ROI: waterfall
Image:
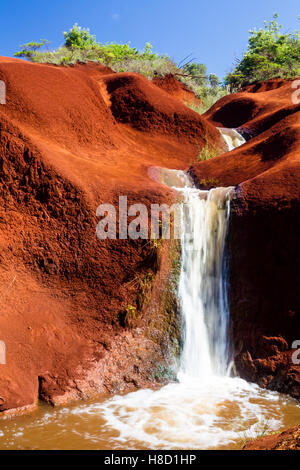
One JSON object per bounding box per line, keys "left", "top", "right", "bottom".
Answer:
{"left": 218, "top": 128, "right": 246, "bottom": 151}
{"left": 3, "top": 128, "right": 300, "bottom": 451}
{"left": 90, "top": 128, "right": 299, "bottom": 450}
{"left": 177, "top": 186, "right": 233, "bottom": 379}
{"left": 150, "top": 128, "right": 245, "bottom": 380}
{"left": 176, "top": 127, "right": 245, "bottom": 379}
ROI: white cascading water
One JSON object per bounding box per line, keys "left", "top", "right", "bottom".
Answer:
{"left": 218, "top": 127, "right": 246, "bottom": 151}
{"left": 13, "top": 128, "right": 296, "bottom": 450}
{"left": 176, "top": 126, "right": 246, "bottom": 378}
{"left": 178, "top": 186, "right": 233, "bottom": 380}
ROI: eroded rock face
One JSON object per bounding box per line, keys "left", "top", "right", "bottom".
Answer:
{"left": 152, "top": 73, "right": 202, "bottom": 107}
{"left": 1, "top": 57, "right": 299, "bottom": 413}
{"left": 190, "top": 78, "right": 300, "bottom": 397}
{"left": 229, "top": 193, "right": 300, "bottom": 397}
{"left": 103, "top": 72, "right": 219, "bottom": 143}
{"left": 0, "top": 59, "right": 213, "bottom": 414}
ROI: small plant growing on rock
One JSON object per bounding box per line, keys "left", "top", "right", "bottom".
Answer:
{"left": 136, "top": 271, "right": 154, "bottom": 310}
{"left": 197, "top": 138, "right": 221, "bottom": 162}
{"left": 150, "top": 239, "right": 161, "bottom": 250}
{"left": 151, "top": 363, "right": 176, "bottom": 382}
{"left": 139, "top": 271, "right": 154, "bottom": 291}
{"left": 199, "top": 178, "right": 221, "bottom": 189}
{"left": 125, "top": 304, "right": 137, "bottom": 327}
{"left": 238, "top": 419, "right": 274, "bottom": 449}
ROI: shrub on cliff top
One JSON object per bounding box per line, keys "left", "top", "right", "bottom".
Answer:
{"left": 14, "top": 39, "right": 50, "bottom": 59}
{"left": 225, "top": 14, "right": 300, "bottom": 90}
{"left": 14, "top": 24, "right": 225, "bottom": 110}
{"left": 63, "top": 24, "right": 97, "bottom": 49}
{"left": 14, "top": 24, "right": 166, "bottom": 69}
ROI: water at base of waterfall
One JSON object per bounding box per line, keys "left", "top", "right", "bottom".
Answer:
{"left": 1, "top": 129, "right": 300, "bottom": 450}
{"left": 82, "top": 177, "right": 299, "bottom": 450}
{"left": 1, "top": 377, "right": 300, "bottom": 450}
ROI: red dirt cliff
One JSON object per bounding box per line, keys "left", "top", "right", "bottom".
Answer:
{"left": 0, "top": 57, "right": 299, "bottom": 415}
{"left": 0, "top": 58, "right": 221, "bottom": 414}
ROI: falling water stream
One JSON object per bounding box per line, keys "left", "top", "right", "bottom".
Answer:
{"left": 218, "top": 127, "right": 246, "bottom": 150}
{"left": 0, "top": 128, "right": 300, "bottom": 450}
{"left": 178, "top": 185, "right": 233, "bottom": 379}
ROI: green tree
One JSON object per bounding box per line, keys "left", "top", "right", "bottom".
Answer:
{"left": 14, "top": 39, "right": 50, "bottom": 59}
{"left": 225, "top": 14, "right": 300, "bottom": 89}
{"left": 183, "top": 62, "right": 207, "bottom": 86}
{"left": 208, "top": 73, "right": 220, "bottom": 88}
{"left": 63, "top": 24, "right": 97, "bottom": 49}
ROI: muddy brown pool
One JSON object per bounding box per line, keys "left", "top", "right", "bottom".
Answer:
{"left": 0, "top": 376, "right": 300, "bottom": 450}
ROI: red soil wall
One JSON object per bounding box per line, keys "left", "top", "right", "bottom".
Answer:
{"left": 0, "top": 58, "right": 220, "bottom": 413}
{"left": 1, "top": 57, "right": 299, "bottom": 413}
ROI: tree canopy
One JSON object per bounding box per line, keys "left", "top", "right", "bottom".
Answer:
{"left": 225, "top": 14, "right": 300, "bottom": 89}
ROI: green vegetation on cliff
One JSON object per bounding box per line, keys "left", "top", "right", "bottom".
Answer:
{"left": 13, "top": 15, "right": 300, "bottom": 99}
{"left": 14, "top": 24, "right": 225, "bottom": 110}
{"left": 225, "top": 14, "right": 300, "bottom": 89}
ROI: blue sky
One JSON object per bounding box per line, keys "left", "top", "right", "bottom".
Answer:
{"left": 0, "top": 0, "right": 299, "bottom": 79}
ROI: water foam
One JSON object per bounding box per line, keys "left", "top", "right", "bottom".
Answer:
{"left": 218, "top": 128, "right": 246, "bottom": 151}
{"left": 88, "top": 376, "right": 293, "bottom": 449}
